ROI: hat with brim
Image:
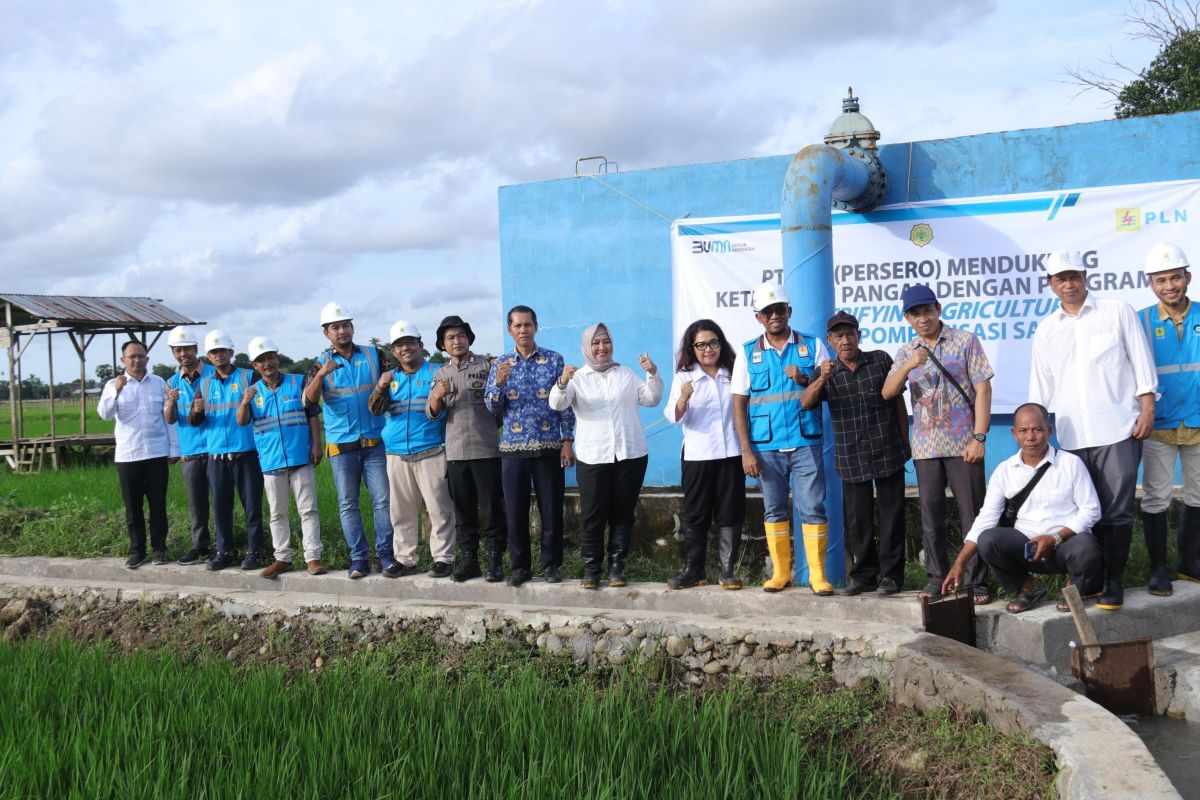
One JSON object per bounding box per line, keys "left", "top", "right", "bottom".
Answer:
{"left": 901, "top": 284, "right": 938, "bottom": 312}
{"left": 435, "top": 315, "right": 476, "bottom": 351}
{"left": 826, "top": 310, "right": 860, "bottom": 332}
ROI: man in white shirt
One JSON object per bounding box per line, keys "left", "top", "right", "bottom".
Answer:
{"left": 97, "top": 340, "right": 180, "bottom": 568}
{"left": 943, "top": 403, "right": 1101, "bottom": 613}
{"left": 1029, "top": 249, "right": 1156, "bottom": 611}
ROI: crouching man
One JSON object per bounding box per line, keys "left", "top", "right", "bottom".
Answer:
{"left": 943, "top": 403, "right": 1102, "bottom": 614}
{"left": 237, "top": 337, "right": 325, "bottom": 578}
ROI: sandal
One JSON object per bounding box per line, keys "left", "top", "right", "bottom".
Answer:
{"left": 918, "top": 582, "right": 941, "bottom": 600}
{"left": 972, "top": 586, "right": 994, "bottom": 606}
{"left": 1005, "top": 586, "right": 1047, "bottom": 614}
{"left": 1055, "top": 596, "right": 1070, "bottom": 613}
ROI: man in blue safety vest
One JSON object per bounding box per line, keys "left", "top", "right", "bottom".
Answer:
{"left": 237, "top": 336, "right": 325, "bottom": 579}
{"left": 1139, "top": 242, "right": 1199, "bottom": 595}
{"left": 368, "top": 321, "right": 457, "bottom": 578}
{"left": 163, "top": 325, "right": 214, "bottom": 566}
{"left": 303, "top": 302, "right": 395, "bottom": 580}
{"left": 191, "top": 330, "right": 265, "bottom": 571}
{"left": 732, "top": 280, "right": 834, "bottom": 595}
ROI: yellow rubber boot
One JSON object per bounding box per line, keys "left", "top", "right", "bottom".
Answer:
{"left": 802, "top": 523, "right": 834, "bottom": 596}
{"left": 762, "top": 520, "right": 792, "bottom": 593}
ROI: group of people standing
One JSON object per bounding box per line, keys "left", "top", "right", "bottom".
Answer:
{"left": 98, "top": 241, "right": 1198, "bottom": 610}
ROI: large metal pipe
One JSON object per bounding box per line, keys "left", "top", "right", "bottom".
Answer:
{"left": 779, "top": 90, "right": 886, "bottom": 588}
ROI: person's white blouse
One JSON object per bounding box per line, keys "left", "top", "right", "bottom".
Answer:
{"left": 664, "top": 365, "right": 740, "bottom": 461}
{"left": 549, "top": 364, "right": 662, "bottom": 463}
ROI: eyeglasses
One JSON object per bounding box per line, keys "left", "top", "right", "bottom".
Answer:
{"left": 693, "top": 340, "right": 721, "bottom": 351}
{"left": 759, "top": 305, "right": 788, "bottom": 318}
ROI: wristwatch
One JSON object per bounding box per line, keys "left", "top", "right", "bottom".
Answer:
{"left": 1051, "top": 530, "right": 1063, "bottom": 549}
{"left": 973, "top": 433, "right": 987, "bottom": 443}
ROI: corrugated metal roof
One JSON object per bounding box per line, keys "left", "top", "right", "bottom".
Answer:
{"left": 0, "top": 295, "right": 200, "bottom": 328}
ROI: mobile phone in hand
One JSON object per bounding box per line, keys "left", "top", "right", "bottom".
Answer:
{"left": 1024, "top": 540, "right": 1037, "bottom": 561}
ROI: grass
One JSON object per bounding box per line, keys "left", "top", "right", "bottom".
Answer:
{"left": 0, "top": 397, "right": 111, "bottom": 440}
{"left": 0, "top": 636, "right": 901, "bottom": 800}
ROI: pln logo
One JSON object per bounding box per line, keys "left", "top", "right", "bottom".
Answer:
{"left": 1116, "top": 206, "right": 1189, "bottom": 232}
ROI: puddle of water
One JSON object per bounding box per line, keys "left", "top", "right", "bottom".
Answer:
{"left": 1127, "top": 715, "right": 1200, "bottom": 799}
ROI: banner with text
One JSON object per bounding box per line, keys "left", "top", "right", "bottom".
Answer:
{"left": 671, "top": 179, "right": 1200, "bottom": 411}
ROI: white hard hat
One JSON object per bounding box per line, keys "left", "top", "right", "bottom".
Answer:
{"left": 1145, "top": 242, "right": 1190, "bottom": 274}
{"left": 752, "top": 281, "right": 791, "bottom": 312}
{"left": 388, "top": 320, "right": 422, "bottom": 343}
{"left": 166, "top": 325, "right": 197, "bottom": 348}
{"left": 203, "top": 329, "right": 235, "bottom": 353}
{"left": 1044, "top": 250, "right": 1085, "bottom": 276}
{"left": 247, "top": 336, "right": 278, "bottom": 362}
{"left": 320, "top": 301, "right": 352, "bottom": 326}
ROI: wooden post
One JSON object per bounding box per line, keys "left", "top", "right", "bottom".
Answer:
{"left": 5, "top": 303, "right": 16, "bottom": 462}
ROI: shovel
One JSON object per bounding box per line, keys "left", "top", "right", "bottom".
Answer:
{"left": 1064, "top": 584, "right": 1155, "bottom": 716}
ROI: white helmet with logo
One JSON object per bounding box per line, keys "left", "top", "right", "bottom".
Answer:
{"left": 1044, "top": 250, "right": 1085, "bottom": 276}
{"left": 752, "top": 281, "right": 791, "bottom": 312}
{"left": 388, "top": 320, "right": 422, "bottom": 344}
{"left": 320, "top": 301, "right": 352, "bottom": 326}
{"left": 203, "top": 329, "right": 235, "bottom": 353}
{"left": 247, "top": 336, "right": 278, "bottom": 362}
{"left": 1145, "top": 242, "right": 1190, "bottom": 274}
{"left": 166, "top": 325, "right": 197, "bottom": 348}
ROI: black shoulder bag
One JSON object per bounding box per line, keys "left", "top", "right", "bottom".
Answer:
{"left": 998, "top": 461, "right": 1052, "bottom": 529}
{"left": 919, "top": 344, "right": 975, "bottom": 410}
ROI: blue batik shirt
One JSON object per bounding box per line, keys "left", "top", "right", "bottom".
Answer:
{"left": 485, "top": 345, "right": 575, "bottom": 454}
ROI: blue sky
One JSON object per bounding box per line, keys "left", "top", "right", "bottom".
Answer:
{"left": 0, "top": 0, "right": 1160, "bottom": 376}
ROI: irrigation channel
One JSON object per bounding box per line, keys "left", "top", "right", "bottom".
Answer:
{"left": 0, "top": 556, "right": 1185, "bottom": 799}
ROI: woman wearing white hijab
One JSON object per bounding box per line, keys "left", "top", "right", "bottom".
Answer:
{"left": 549, "top": 322, "right": 663, "bottom": 588}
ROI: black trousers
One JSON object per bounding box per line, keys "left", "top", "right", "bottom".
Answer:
{"left": 447, "top": 457, "right": 507, "bottom": 555}
{"left": 976, "top": 527, "right": 1102, "bottom": 596}
{"left": 117, "top": 457, "right": 169, "bottom": 555}
{"left": 915, "top": 456, "right": 988, "bottom": 588}
{"left": 842, "top": 468, "right": 906, "bottom": 586}
{"left": 207, "top": 453, "right": 265, "bottom": 555}
{"left": 181, "top": 456, "right": 210, "bottom": 551}
{"left": 501, "top": 452, "right": 565, "bottom": 572}
{"left": 680, "top": 456, "right": 746, "bottom": 533}
{"left": 575, "top": 455, "right": 648, "bottom": 576}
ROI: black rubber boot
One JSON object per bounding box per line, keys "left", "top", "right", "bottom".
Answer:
{"left": 581, "top": 524, "right": 605, "bottom": 585}
{"left": 1179, "top": 505, "right": 1200, "bottom": 582}
{"left": 608, "top": 525, "right": 631, "bottom": 587}
{"left": 451, "top": 549, "right": 482, "bottom": 583}
{"left": 1097, "top": 523, "right": 1132, "bottom": 611}
{"left": 717, "top": 526, "right": 743, "bottom": 590}
{"left": 484, "top": 549, "right": 505, "bottom": 583}
{"left": 1142, "top": 511, "right": 1173, "bottom": 596}
{"left": 667, "top": 527, "right": 707, "bottom": 589}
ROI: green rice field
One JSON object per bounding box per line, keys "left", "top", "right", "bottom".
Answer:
{"left": 0, "top": 637, "right": 897, "bottom": 800}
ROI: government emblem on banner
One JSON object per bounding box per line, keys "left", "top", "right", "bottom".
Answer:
{"left": 909, "top": 223, "right": 933, "bottom": 247}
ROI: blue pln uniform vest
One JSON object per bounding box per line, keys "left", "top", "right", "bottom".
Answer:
{"left": 382, "top": 362, "right": 446, "bottom": 456}
{"left": 169, "top": 363, "right": 215, "bottom": 457}
{"left": 201, "top": 367, "right": 257, "bottom": 455}
{"left": 743, "top": 331, "right": 823, "bottom": 451}
{"left": 1140, "top": 303, "right": 1200, "bottom": 430}
{"left": 319, "top": 346, "right": 385, "bottom": 445}
{"left": 249, "top": 373, "right": 312, "bottom": 473}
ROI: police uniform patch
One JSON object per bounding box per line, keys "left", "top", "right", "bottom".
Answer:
{"left": 471, "top": 380, "right": 483, "bottom": 389}
{"left": 472, "top": 390, "right": 483, "bottom": 399}
{"left": 507, "top": 389, "right": 518, "bottom": 400}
